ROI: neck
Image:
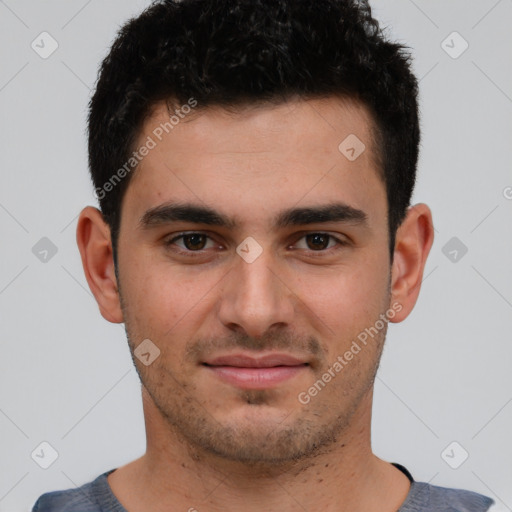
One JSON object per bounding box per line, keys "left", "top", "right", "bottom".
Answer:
{"left": 108, "top": 386, "right": 411, "bottom": 512}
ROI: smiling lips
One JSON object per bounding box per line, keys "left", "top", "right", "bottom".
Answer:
{"left": 203, "top": 353, "right": 309, "bottom": 390}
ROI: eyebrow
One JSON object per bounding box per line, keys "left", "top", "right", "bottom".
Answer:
{"left": 138, "top": 201, "right": 368, "bottom": 230}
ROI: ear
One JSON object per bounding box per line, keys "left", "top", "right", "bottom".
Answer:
{"left": 389, "top": 203, "right": 434, "bottom": 323}
{"left": 76, "top": 206, "right": 123, "bottom": 323}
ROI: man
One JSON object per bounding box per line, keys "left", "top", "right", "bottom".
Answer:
{"left": 33, "top": 0, "right": 495, "bottom": 510}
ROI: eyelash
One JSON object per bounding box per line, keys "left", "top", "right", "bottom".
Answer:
{"left": 163, "top": 231, "right": 349, "bottom": 257}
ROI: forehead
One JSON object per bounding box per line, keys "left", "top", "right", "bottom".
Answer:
{"left": 141, "top": 96, "right": 379, "bottom": 165}
{"left": 123, "top": 96, "right": 386, "bottom": 228}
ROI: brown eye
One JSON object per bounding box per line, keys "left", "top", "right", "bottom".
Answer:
{"left": 182, "top": 234, "right": 207, "bottom": 250}
{"left": 291, "top": 232, "right": 346, "bottom": 254}
{"left": 305, "top": 233, "right": 331, "bottom": 250}
{"left": 165, "top": 232, "right": 216, "bottom": 252}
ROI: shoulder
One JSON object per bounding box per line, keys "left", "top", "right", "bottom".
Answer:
{"left": 32, "top": 482, "right": 99, "bottom": 512}
{"left": 402, "top": 481, "right": 495, "bottom": 512}
{"left": 31, "top": 470, "right": 119, "bottom": 512}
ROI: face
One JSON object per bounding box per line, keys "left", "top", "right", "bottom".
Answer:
{"left": 115, "top": 97, "right": 394, "bottom": 464}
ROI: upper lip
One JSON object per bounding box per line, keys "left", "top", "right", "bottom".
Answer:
{"left": 203, "top": 353, "right": 308, "bottom": 368}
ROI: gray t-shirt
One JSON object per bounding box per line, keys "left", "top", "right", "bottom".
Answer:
{"left": 32, "top": 463, "right": 495, "bottom": 511}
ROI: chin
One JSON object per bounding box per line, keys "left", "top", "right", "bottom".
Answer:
{"left": 172, "top": 406, "right": 343, "bottom": 466}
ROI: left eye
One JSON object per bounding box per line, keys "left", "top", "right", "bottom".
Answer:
{"left": 294, "top": 233, "right": 341, "bottom": 251}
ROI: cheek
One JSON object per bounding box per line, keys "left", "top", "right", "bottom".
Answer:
{"left": 304, "top": 264, "right": 386, "bottom": 313}
{"left": 296, "top": 258, "right": 389, "bottom": 346}
{"left": 121, "top": 257, "right": 221, "bottom": 336}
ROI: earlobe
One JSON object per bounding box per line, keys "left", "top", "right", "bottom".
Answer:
{"left": 76, "top": 206, "right": 124, "bottom": 324}
{"left": 389, "top": 203, "right": 434, "bottom": 323}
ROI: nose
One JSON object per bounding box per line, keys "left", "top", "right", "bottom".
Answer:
{"left": 217, "top": 248, "right": 295, "bottom": 338}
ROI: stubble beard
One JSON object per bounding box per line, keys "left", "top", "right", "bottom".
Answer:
{"left": 125, "top": 332, "right": 386, "bottom": 469}
{"left": 118, "top": 283, "right": 388, "bottom": 469}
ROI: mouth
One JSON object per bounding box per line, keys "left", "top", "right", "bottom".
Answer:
{"left": 202, "top": 353, "right": 310, "bottom": 390}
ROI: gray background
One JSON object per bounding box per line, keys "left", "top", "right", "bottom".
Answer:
{"left": 1, "top": 0, "right": 511, "bottom": 510}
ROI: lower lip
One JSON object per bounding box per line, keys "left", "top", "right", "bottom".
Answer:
{"left": 205, "top": 365, "right": 307, "bottom": 390}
